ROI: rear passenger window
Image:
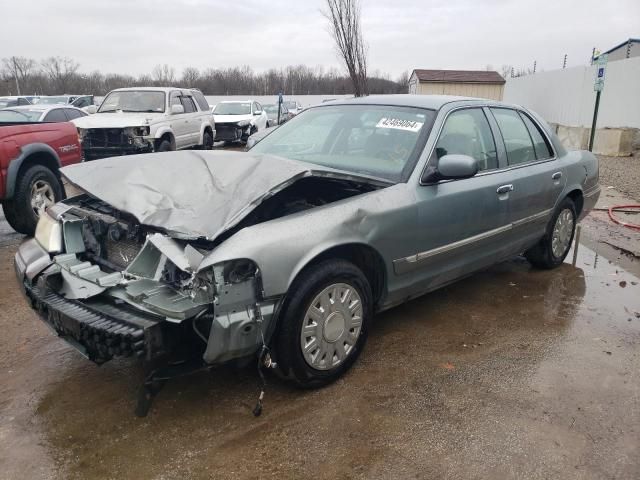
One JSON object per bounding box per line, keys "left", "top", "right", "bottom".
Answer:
{"left": 491, "top": 108, "right": 536, "bottom": 165}
{"left": 43, "top": 109, "right": 67, "bottom": 122}
{"left": 519, "top": 113, "right": 553, "bottom": 160}
{"left": 435, "top": 108, "right": 498, "bottom": 171}
{"left": 180, "top": 96, "right": 196, "bottom": 113}
{"left": 64, "top": 108, "right": 85, "bottom": 120}
{"left": 192, "top": 91, "right": 209, "bottom": 111}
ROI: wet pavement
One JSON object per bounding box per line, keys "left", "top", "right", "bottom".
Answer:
{"left": 1, "top": 205, "right": 639, "bottom": 479}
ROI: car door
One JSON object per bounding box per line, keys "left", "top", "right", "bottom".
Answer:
{"left": 179, "top": 94, "right": 199, "bottom": 146}
{"left": 407, "top": 106, "right": 516, "bottom": 292}
{"left": 168, "top": 90, "right": 189, "bottom": 148}
{"left": 488, "top": 107, "right": 565, "bottom": 253}
{"left": 253, "top": 102, "right": 267, "bottom": 130}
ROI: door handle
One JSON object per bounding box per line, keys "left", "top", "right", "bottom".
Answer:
{"left": 552, "top": 171, "right": 562, "bottom": 180}
{"left": 496, "top": 184, "right": 514, "bottom": 194}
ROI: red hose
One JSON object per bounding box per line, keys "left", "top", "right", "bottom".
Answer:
{"left": 608, "top": 205, "right": 640, "bottom": 230}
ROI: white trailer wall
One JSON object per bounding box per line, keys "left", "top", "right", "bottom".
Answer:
{"left": 503, "top": 57, "right": 640, "bottom": 129}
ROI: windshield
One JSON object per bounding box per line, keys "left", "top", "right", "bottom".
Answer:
{"left": 0, "top": 109, "right": 32, "bottom": 122}
{"left": 263, "top": 105, "right": 278, "bottom": 113}
{"left": 251, "top": 104, "right": 435, "bottom": 182}
{"left": 214, "top": 102, "right": 251, "bottom": 115}
{"left": 37, "top": 96, "right": 69, "bottom": 105}
{"left": 284, "top": 101, "right": 297, "bottom": 109}
{"left": 98, "top": 91, "right": 165, "bottom": 113}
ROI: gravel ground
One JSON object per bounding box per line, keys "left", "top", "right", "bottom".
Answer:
{"left": 597, "top": 154, "right": 640, "bottom": 201}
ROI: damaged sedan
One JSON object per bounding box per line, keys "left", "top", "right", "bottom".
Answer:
{"left": 15, "top": 95, "right": 600, "bottom": 415}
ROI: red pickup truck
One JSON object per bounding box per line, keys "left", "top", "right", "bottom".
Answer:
{"left": 0, "top": 121, "right": 82, "bottom": 235}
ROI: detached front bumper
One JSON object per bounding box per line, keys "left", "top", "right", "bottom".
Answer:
{"left": 14, "top": 238, "right": 280, "bottom": 367}
{"left": 15, "top": 239, "right": 167, "bottom": 364}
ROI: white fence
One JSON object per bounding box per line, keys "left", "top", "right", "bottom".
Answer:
{"left": 503, "top": 56, "right": 640, "bottom": 129}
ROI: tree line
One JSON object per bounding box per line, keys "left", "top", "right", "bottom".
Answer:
{"left": 0, "top": 56, "right": 408, "bottom": 97}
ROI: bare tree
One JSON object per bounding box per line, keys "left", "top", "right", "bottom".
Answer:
{"left": 396, "top": 70, "right": 409, "bottom": 93}
{"left": 2, "top": 56, "right": 37, "bottom": 95}
{"left": 181, "top": 67, "right": 200, "bottom": 87}
{"left": 323, "top": 0, "right": 368, "bottom": 96}
{"left": 152, "top": 64, "right": 176, "bottom": 86}
{"left": 40, "top": 56, "right": 80, "bottom": 93}
{"left": 500, "top": 65, "right": 513, "bottom": 79}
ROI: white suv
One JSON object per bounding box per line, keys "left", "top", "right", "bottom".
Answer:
{"left": 212, "top": 100, "right": 268, "bottom": 143}
{"left": 73, "top": 87, "right": 215, "bottom": 161}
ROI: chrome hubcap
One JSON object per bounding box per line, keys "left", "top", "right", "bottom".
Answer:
{"left": 551, "top": 208, "right": 574, "bottom": 258}
{"left": 300, "top": 283, "right": 363, "bottom": 370}
{"left": 30, "top": 180, "right": 55, "bottom": 215}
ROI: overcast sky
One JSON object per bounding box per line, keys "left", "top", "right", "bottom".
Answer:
{"left": 3, "top": 0, "right": 638, "bottom": 78}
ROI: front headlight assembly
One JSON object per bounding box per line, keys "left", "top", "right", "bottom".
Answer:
{"left": 34, "top": 210, "right": 62, "bottom": 253}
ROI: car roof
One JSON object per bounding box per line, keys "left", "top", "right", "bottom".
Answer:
{"left": 8, "top": 105, "right": 82, "bottom": 113}
{"left": 109, "top": 87, "right": 196, "bottom": 93}
{"left": 325, "top": 94, "right": 515, "bottom": 110}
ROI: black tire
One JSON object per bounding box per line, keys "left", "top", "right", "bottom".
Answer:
{"left": 155, "top": 139, "right": 173, "bottom": 152}
{"left": 202, "top": 130, "right": 214, "bottom": 150}
{"left": 525, "top": 197, "right": 577, "bottom": 269}
{"left": 3, "top": 165, "right": 64, "bottom": 235}
{"left": 275, "top": 259, "right": 372, "bottom": 388}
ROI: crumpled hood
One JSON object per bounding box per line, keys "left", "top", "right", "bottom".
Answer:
{"left": 60, "top": 150, "right": 387, "bottom": 241}
{"left": 72, "top": 112, "right": 163, "bottom": 129}
{"left": 213, "top": 114, "right": 253, "bottom": 124}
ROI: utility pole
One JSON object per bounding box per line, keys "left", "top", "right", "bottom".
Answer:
{"left": 11, "top": 57, "right": 21, "bottom": 95}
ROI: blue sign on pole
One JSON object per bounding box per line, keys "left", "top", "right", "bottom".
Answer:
{"left": 278, "top": 92, "right": 283, "bottom": 105}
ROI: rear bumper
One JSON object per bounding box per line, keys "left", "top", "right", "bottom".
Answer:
{"left": 580, "top": 185, "right": 601, "bottom": 220}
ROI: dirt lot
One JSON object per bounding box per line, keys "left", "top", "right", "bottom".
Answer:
{"left": 1, "top": 164, "right": 639, "bottom": 479}
{"left": 598, "top": 154, "right": 640, "bottom": 202}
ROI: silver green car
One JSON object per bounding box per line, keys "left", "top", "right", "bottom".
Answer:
{"left": 15, "top": 95, "right": 599, "bottom": 412}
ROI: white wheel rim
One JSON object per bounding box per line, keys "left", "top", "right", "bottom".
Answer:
{"left": 551, "top": 208, "right": 574, "bottom": 258}
{"left": 300, "top": 283, "right": 363, "bottom": 370}
{"left": 30, "top": 180, "right": 55, "bottom": 215}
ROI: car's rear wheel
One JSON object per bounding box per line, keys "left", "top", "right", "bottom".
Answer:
{"left": 525, "top": 197, "right": 577, "bottom": 269}
{"left": 3, "top": 165, "right": 64, "bottom": 235}
{"left": 275, "top": 259, "right": 372, "bottom": 388}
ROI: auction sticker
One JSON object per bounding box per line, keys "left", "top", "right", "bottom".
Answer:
{"left": 376, "top": 117, "right": 423, "bottom": 132}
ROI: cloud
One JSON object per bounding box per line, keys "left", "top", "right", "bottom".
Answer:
{"left": 2, "top": 0, "right": 639, "bottom": 78}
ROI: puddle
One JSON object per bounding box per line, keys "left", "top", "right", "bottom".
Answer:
{"left": 1, "top": 243, "right": 638, "bottom": 479}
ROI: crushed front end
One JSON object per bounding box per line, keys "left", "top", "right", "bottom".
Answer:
{"left": 214, "top": 121, "right": 251, "bottom": 142}
{"left": 78, "top": 127, "right": 154, "bottom": 161}
{"left": 14, "top": 195, "right": 278, "bottom": 369}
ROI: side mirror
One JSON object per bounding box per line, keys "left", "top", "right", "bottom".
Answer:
{"left": 85, "top": 105, "right": 97, "bottom": 114}
{"left": 254, "top": 110, "right": 262, "bottom": 116}
{"left": 435, "top": 154, "right": 478, "bottom": 180}
{"left": 171, "top": 104, "right": 184, "bottom": 115}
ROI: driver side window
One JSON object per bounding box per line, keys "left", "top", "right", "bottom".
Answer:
{"left": 436, "top": 108, "right": 498, "bottom": 171}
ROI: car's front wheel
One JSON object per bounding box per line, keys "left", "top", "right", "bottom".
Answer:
{"left": 275, "top": 260, "right": 372, "bottom": 388}
{"left": 525, "top": 197, "right": 577, "bottom": 269}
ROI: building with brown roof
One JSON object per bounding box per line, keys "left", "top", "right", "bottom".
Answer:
{"left": 408, "top": 69, "right": 506, "bottom": 100}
